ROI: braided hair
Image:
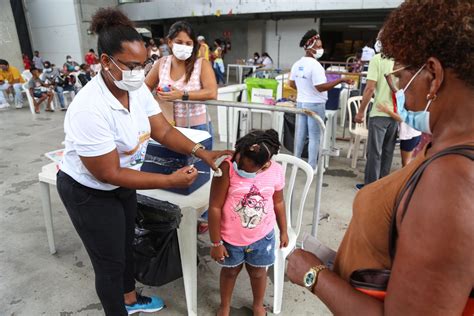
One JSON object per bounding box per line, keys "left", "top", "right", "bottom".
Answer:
{"left": 234, "top": 129, "right": 281, "bottom": 167}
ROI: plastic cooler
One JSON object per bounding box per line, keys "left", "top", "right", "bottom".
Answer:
{"left": 141, "top": 127, "right": 212, "bottom": 195}
{"left": 325, "top": 73, "right": 342, "bottom": 110}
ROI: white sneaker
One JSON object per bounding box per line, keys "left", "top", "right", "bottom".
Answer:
{"left": 15, "top": 102, "right": 23, "bottom": 109}
{"left": 0, "top": 103, "right": 10, "bottom": 109}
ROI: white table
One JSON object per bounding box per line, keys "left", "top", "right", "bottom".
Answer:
{"left": 38, "top": 162, "right": 210, "bottom": 316}
{"left": 226, "top": 64, "right": 258, "bottom": 84}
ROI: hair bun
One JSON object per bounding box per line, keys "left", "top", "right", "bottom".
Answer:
{"left": 90, "top": 8, "right": 134, "bottom": 34}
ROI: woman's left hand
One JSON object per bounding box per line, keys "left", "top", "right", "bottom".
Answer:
{"left": 287, "top": 249, "right": 323, "bottom": 287}
{"left": 198, "top": 150, "right": 234, "bottom": 171}
{"left": 156, "top": 86, "right": 184, "bottom": 101}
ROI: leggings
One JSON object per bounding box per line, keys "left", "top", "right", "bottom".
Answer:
{"left": 57, "top": 171, "right": 136, "bottom": 316}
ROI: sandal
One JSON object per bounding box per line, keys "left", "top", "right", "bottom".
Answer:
{"left": 45, "top": 108, "right": 55, "bottom": 112}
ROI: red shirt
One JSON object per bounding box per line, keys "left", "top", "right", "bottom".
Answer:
{"left": 85, "top": 53, "right": 97, "bottom": 65}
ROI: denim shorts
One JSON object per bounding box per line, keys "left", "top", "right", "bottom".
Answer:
{"left": 219, "top": 230, "right": 275, "bottom": 268}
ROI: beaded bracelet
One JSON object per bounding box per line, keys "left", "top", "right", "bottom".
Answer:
{"left": 210, "top": 240, "right": 224, "bottom": 248}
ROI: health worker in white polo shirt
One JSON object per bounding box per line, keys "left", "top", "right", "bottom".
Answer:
{"left": 288, "top": 29, "right": 353, "bottom": 170}
{"left": 56, "top": 8, "right": 229, "bottom": 316}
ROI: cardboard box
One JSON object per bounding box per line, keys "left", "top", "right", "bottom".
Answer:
{"left": 141, "top": 127, "right": 212, "bottom": 195}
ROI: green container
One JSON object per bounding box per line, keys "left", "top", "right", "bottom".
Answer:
{"left": 245, "top": 77, "right": 279, "bottom": 104}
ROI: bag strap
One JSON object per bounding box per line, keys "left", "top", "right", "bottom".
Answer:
{"left": 389, "top": 144, "right": 474, "bottom": 261}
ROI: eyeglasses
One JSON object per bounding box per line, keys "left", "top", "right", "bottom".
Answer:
{"left": 109, "top": 56, "right": 151, "bottom": 75}
{"left": 384, "top": 64, "right": 426, "bottom": 94}
{"left": 384, "top": 65, "right": 410, "bottom": 93}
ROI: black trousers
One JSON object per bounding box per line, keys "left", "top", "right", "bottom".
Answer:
{"left": 57, "top": 171, "right": 136, "bottom": 316}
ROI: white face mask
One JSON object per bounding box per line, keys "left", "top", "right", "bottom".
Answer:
{"left": 108, "top": 58, "right": 144, "bottom": 92}
{"left": 374, "top": 40, "right": 382, "bottom": 53}
{"left": 172, "top": 43, "right": 193, "bottom": 61}
{"left": 313, "top": 48, "right": 324, "bottom": 59}
{"left": 67, "top": 58, "right": 72, "bottom": 63}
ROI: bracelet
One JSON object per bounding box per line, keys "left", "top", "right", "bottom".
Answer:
{"left": 311, "top": 264, "right": 328, "bottom": 292}
{"left": 191, "top": 143, "right": 205, "bottom": 158}
{"left": 210, "top": 240, "right": 223, "bottom": 248}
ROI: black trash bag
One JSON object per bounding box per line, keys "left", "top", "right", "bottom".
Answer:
{"left": 283, "top": 113, "right": 309, "bottom": 158}
{"left": 133, "top": 194, "right": 183, "bottom": 286}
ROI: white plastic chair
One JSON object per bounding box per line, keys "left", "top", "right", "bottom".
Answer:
{"left": 346, "top": 96, "right": 372, "bottom": 168}
{"left": 21, "top": 70, "right": 32, "bottom": 81}
{"left": 22, "top": 83, "right": 57, "bottom": 114}
{"left": 22, "top": 82, "right": 36, "bottom": 115}
{"left": 272, "top": 153, "right": 314, "bottom": 314}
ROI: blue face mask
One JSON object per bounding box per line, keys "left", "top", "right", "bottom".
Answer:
{"left": 233, "top": 161, "right": 258, "bottom": 178}
{"left": 394, "top": 64, "right": 433, "bottom": 134}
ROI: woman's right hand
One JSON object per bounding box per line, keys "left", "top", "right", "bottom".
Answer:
{"left": 168, "top": 166, "right": 198, "bottom": 188}
{"left": 210, "top": 244, "right": 229, "bottom": 262}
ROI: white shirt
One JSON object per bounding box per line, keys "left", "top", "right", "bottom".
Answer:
{"left": 399, "top": 122, "right": 422, "bottom": 140}
{"left": 262, "top": 56, "right": 273, "bottom": 69}
{"left": 361, "top": 46, "right": 376, "bottom": 62}
{"left": 290, "top": 57, "right": 328, "bottom": 103}
{"left": 61, "top": 74, "right": 161, "bottom": 190}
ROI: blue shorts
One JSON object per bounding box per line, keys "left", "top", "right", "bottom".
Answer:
{"left": 400, "top": 135, "right": 421, "bottom": 152}
{"left": 219, "top": 230, "right": 275, "bottom": 268}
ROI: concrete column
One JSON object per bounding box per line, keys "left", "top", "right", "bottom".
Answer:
{"left": 0, "top": 0, "right": 23, "bottom": 69}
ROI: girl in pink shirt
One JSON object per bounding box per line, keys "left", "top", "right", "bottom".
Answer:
{"left": 208, "top": 129, "right": 289, "bottom": 316}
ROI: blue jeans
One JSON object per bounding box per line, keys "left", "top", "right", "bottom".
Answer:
{"left": 219, "top": 230, "right": 276, "bottom": 268}
{"left": 0, "top": 82, "right": 23, "bottom": 106}
{"left": 214, "top": 65, "right": 225, "bottom": 84}
{"left": 55, "top": 85, "right": 76, "bottom": 108}
{"left": 294, "top": 102, "right": 326, "bottom": 169}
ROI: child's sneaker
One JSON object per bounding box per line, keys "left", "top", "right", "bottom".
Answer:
{"left": 355, "top": 183, "right": 365, "bottom": 191}
{"left": 125, "top": 294, "right": 165, "bottom": 315}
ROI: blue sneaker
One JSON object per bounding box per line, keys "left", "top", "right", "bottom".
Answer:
{"left": 125, "top": 294, "right": 165, "bottom": 315}
{"left": 355, "top": 183, "right": 365, "bottom": 191}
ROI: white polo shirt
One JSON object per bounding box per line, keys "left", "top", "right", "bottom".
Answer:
{"left": 61, "top": 74, "right": 161, "bottom": 190}
{"left": 290, "top": 57, "right": 328, "bottom": 103}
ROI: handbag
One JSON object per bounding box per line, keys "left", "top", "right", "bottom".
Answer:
{"left": 350, "top": 145, "right": 474, "bottom": 315}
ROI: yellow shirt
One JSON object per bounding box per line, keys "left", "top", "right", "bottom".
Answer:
{"left": 366, "top": 54, "right": 394, "bottom": 118}
{"left": 0, "top": 66, "right": 25, "bottom": 84}
{"left": 198, "top": 43, "right": 210, "bottom": 61}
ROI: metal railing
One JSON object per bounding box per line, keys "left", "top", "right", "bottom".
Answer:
{"left": 173, "top": 99, "right": 327, "bottom": 237}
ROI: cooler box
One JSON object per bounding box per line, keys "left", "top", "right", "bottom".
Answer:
{"left": 141, "top": 127, "right": 212, "bottom": 195}
{"left": 325, "top": 73, "right": 342, "bottom": 110}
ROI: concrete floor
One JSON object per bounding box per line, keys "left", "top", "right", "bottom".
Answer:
{"left": 0, "top": 104, "right": 403, "bottom": 316}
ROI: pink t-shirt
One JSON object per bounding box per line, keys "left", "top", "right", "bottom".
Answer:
{"left": 220, "top": 158, "right": 285, "bottom": 246}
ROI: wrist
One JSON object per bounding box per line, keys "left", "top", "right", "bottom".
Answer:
{"left": 210, "top": 240, "right": 223, "bottom": 247}
{"left": 303, "top": 264, "right": 328, "bottom": 292}
{"left": 191, "top": 143, "right": 205, "bottom": 158}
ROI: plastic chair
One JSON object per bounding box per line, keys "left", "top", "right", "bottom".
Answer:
{"left": 22, "top": 82, "right": 36, "bottom": 115}
{"left": 22, "top": 83, "right": 56, "bottom": 114}
{"left": 346, "top": 96, "right": 372, "bottom": 168}
{"left": 21, "top": 70, "right": 32, "bottom": 81}
{"left": 272, "top": 153, "right": 314, "bottom": 314}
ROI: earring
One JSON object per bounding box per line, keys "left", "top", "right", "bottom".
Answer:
{"left": 427, "top": 93, "right": 437, "bottom": 101}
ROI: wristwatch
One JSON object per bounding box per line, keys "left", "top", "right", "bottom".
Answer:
{"left": 191, "top": 143, "right": 205, "bottom": 158}
{"left": 303, "top": 264, "right": 328, "bottom": 292}
{"left": 182, "top": 90, "right": 189, "bottom": 101}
